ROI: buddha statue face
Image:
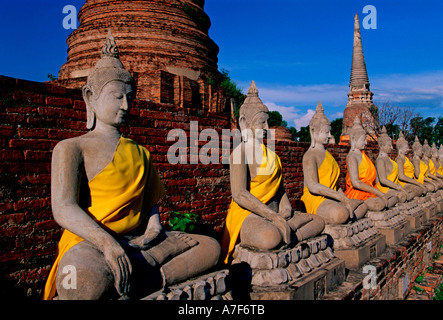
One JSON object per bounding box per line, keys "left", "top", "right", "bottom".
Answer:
{"left": 349, "top": 117, "right": 366, "bottom": 151}
{"left": 84, "top": 80, "right": 133, "bottom": 129}
{"left": 397, "top": 140, "right": 409, "bottom": 156}
{"left": 82, "top": 30, "right": 134, "bottom": 130}
{"left": 238, "top": 81, "right": 269, "bottom": 142}
{"left": 378, "top": 128, "right": 392, "bottom": 154}
{"left": 422, "top": 141, "right": 432, "bottom": 158}
{"left": 309, "top": 102, "right": 331, "bottom": 148}
{"left": 412, "top": 140, "right": 423, "bottom": 157}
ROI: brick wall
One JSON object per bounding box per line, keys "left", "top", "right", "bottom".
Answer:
{"left": 0, "top": 75, "right": 385, "bottom": 299}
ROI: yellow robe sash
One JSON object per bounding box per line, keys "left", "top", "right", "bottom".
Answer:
{"left": 376, "top": 158, "right": 399, "bottom": 193}
{"left": 417, "top": 160, "right": 428, "bottom": 184}
{"left": 43, "top": 136, "right": 165, "bottom": 300}
{"left": 345, "top": 151, "right": 377, "bottom": 201}
{"left": 429, "top": 159, "right": 437, "bottom": 176}
{"left": 301, "top": 150, "right": 340, "bottom": 215}
{"left": 399, "top": 156, "right": 415, "bottom": 187}
{"left": 438, "top": 161, "right": 443, "bottom": 175}
{"left": 221, "top": 144, "right": 282, "bottom": 264}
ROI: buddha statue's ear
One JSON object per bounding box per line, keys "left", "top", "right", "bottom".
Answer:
{"left": 239, "top": 115, "right": 248, "bottom": 142}
{"left": 309, "top": 125, "right": 316, "bottom": 148}
{"left": 82, "top": 85, "right": 96, "bottom": 130}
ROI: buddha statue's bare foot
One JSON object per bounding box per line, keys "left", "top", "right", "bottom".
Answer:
{"left": 141, "top": 232, "right": 199, "bottom": 266}
{"left": 287, "top": 212, "right": 313, "bottom": 230}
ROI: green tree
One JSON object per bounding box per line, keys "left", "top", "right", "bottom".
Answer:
{"left": 268, "top": 111, "right": 288, "bottom": 127}
{"left": 219, "top": 69, "right": 245, "bottom": 113}
{"left": 410, "top": 116, "right": 435, "bottom": 144}
{"left": 295, "top": 125, "right": 311, "bottom": 143}
{"left": 432, "top": 117, "right": 443, "bottom": 146}
{"left": 330, "top": 118, "right": 343, "bottom": 143}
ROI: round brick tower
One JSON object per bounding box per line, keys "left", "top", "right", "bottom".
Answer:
{"left": 56, "top": 0, "right": 226, "bottom": 111}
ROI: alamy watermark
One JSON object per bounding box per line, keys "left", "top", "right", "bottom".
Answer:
{"left": 362, "top": 264, "right": 377, "bottom": 290}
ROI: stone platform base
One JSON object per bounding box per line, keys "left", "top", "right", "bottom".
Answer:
{"left": 141, "top": 269, "right": 230, "bottom": 300}
{"left": 230, "top": 234, "right": 345, "bottom": 300}
{"left": 332, "top": 233, "right": 386, "bottom": 270}
{"left": 250, "top": 257, "right": 345, "bottom": 300}
{"left": 367, "top": 208, "right": 408, "bottom": 245}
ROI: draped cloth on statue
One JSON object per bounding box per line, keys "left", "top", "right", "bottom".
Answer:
{"left": 399, "top": 156, "right": 415, "bottom": 187}
{"left": 43, "top": 136, "right": 165, "bottom": 300}
{"left": 301, "top": 150, "right": 340, "bottom": 215}
{"left": 417, "top": 160, "right": 428, "bottom": 184}
{"left": 221, "top": 144, "right": 282, "bottom": 264}
{"left": 438, "top": 161, "right": 443, "bottom": 175}
{"left": 429, "top": 160, "right": 437, "bottom": 176}
{"left": 344, "top": 151, "right": 377, "bottom": 201}
{"left": 376, "top": 158, "right": 399, "bottom": 193}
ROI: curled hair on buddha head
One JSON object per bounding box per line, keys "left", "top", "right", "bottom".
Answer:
{"left": 349, "top": 116, "right": 366, "bottom": 151}
{"left": 238, "top": 81, "right": 269, "bottom": 141}
{"left": 309, "top": 101, "right": 331, "bottom": 148}
{"left": 396, "top": 131, "right": 409, "bottom": 152}
{"left": 412, "top": 136, "right": 422, "bottom": 154}
{"left": 377, "top": 126, "right": 391, "bottom": 149}
{"left": 83, "top": 30, "right": 134, "bottom": 130}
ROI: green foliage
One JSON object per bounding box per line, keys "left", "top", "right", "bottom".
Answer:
{"left": 409, "top": 116, "right": 436, "bottom": 144}
{"left": 330, "top": 118, "right": 343, "bottom": 143}
{"left": 294, "top": 125, "right": 311, "bottom": 143}
{"left": 268, "top": 111, "right": 285, "bottom": 127}
{"left": 219, "top": 69, "right": 245, "bottom": 111}
{"left": 168, "top": 211, "right": 200, "bottom": 233}
{"left": 47, "top": 73, "right": 57, "bottom": 81}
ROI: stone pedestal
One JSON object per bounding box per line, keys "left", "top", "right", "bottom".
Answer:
{"left": 231, "top": 235, "right": 345, "bottom": 300}
{"left": 367, "top": 208, "right": 408, "bottom": 245}
{"left": 395, "top": 200, "right": 425, "bottom": 231}
{"left": 142, "top": 269, "right": 230, "bottom": 300}
{"left": 418, "top": 195, "right": 438, "bottom": 221}
{"left": 324, "top": 218, "right": 386, "bottom": 270}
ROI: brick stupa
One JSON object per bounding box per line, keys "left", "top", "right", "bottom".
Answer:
{"left": 55, "top": 0, "right": 226, "bottom": 112}
{"left": 341, "top": 13, "right": 379, "bottom": 141}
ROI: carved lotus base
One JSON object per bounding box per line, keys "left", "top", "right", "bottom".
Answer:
{"left": 367, "top": 208, "right": 408, "bottom": 245}
{"left": 231, "top": 235, "right": 345, "bottom": 300}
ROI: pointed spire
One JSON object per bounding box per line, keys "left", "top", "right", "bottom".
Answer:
{"left": 316, "top": 100, "right": 324, "bottom": 113}
{"left": 381, "top": 126, "right": 387, "bottom": 134}
{"left": 247, "top": 80, "right": 259, "bottom": 97}
{"left": 399, "top": 131, "right": 405, "bottom": 139}
{"left": 350, "top": 13, "right": 369, "bottom": 88}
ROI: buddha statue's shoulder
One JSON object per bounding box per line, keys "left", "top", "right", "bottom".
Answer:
{"left": 303, "top": 147, "right": 328, "bottom": 165}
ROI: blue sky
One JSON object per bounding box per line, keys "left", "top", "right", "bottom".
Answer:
{"left": 1, "top": 0, "right": 442, "bottom": 128}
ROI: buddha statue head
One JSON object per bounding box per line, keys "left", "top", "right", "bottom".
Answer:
{"left": 238, "top": 81, "right": 269, "bottom": 143}
{"left": 431, "top": 142, "right": 439, "bottom": 159}
{"left": 377, "top": 126, "right": 392, "bottom": 153}
{"left": 396, "top": 131, "right": 409, "bottom": 156}
{"left": 309, "top": 101, "right": 331, "bottom": 148}
{"left": 412, "top": 136, "right": 423, "bottom": 157}
{"left": 439, "top": 145, "right": 443, "bottom": 161}
{"left": 349, "top": 116, "right": 367, "bottom": 151}
{"left": 82, "top": 30, "right": 134, "bottom": 130}
{"left": 422, "top": 140, "right": 432, "bottom": 158}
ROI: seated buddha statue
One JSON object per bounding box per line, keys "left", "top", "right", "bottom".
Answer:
{"left": 221, "top": 82, "right": 325, "bottom": 264}
{"left": 43, "top": 32, "right": 221, "bottom": 300}
{"left": 432, "top": 143, "right": 443, "bottom": 176}
{"left": 375, "top": 127, "right": 409, "bottom": 202}
{"left": 439, "top": 145, "right": 443, "bottom": 175}
{"left": 411, "top": 136, "right": 437, "bottom": 192}
{"left": 344, "top": 117, "right": 396, "bottom": 211}
{"left": 423, "top": 140, "right": 443, "bottom": 189}
{"left": 301, "top": 102, "right": 368, "bottom": 225}
{"left": 395, "top": 131, "right": 426, "bottom": 197}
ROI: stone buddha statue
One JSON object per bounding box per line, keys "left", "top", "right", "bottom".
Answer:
{"left": 438, "top": 145, "right": 443, "bottom": 176}
{"left": 396, "top": 131, "right": 426, "bottom": 197}
{"left": 431, "top": 143, "right": 443, "bottom": 178}
{"left": 43, "top": 32, "right": 221, "bottom": 300}
{"left": 411, "top": 136, "right": 437, "bottom": 192}
{"left": 301, "top": 102, "right": 368, "bottom": 224}
{"left": 422, "top": 139, "right": 443, "bottom": 188}
{"left": 375, "top": 127, "right": 409, "bottom": 202}
{"left": 221, "top": 82, "right": 325, "bottom": 264}
{"left": 344, "top": 117, "right": 396, "bottom": 211}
